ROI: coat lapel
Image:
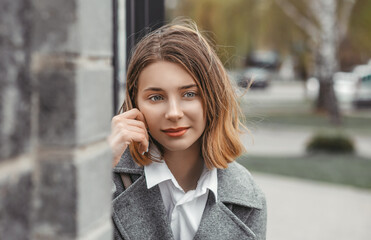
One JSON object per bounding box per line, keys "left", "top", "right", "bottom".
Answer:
{"left": 112, "top": 176, "right": 174, "bottom": 240}
{"left": 112, "top": 150, "right": 174, "bottom": 240}
{"left": 194, "top": 194, "right": 257, "bottom": 240}
{"left": 194, "top": 162, "right": 264, "bottom": 240}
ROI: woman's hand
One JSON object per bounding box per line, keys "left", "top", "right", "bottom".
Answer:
{"left": 108, "top": 108, "right": 149, "bottom": 167}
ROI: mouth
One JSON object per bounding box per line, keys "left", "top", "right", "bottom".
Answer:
{"left": 162, "top": 127, "right": 190, "bottom": 137}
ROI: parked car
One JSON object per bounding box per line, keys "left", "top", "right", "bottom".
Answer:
{"left": 353, "top": 74, "right": 371, "bottom": 108}
{"left": 350, "top": 64, "right": 371, "bottom": 108}
{"left": 353, "top": 64, "right": 371, "bottom": 78}
{"left": 306, "top": 72, "right": 358, "bottom": 103}
{"left": 237, "top": 67, "right": 270, "bottom": 89}
{"left": 333, "top": 72, "right": 359, "bottom": 103}
{"left": 306, "top": 64, "right": 371, "bottom": 109}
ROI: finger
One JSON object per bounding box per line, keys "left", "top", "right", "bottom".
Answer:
{"left": 133, "top": 110, "right": 148, "bottom": 129}
{"left": 125, "top": 131, "right": 149, "bottom": 153}
{"left": 120, "top": 108, "right": 142, "bottom": 120}
{"left": 139, "top": 137, "right": 149, "bottom": 154}
{"left": 111, "top": 109, "right": 139, "bottom": 124}
{"left": 125, "top": 119, "right": 146, "bottom": 130}
{"left": 126, "top": 125, "right": 149, "bottom": 140}
{"left": 115, "top": 108, "right": 148, "bottom": 129}
{"left": 125, "top": 119, "right": 148, "bottom": 139}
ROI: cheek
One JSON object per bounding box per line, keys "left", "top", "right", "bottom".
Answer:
{"left": 138, "top": 105, "right": 161, "bottom": 131}
{"left": 185, "top": 102, "right": 206, "bottom": 128}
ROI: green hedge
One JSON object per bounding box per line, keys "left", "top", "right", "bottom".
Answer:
{"left": 306, "top": 133, "right": 355, "bottom": 154}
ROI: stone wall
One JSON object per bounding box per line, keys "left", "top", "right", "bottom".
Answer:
{"left": 0, "top": 0, "right": 114, "bottom": 239}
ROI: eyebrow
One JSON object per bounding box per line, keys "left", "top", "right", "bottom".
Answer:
{"left": 143, "top": 84, "right": 198, "bottom": 92}
{"left": 179, "top": 84, "right": 198, "bottom": 90}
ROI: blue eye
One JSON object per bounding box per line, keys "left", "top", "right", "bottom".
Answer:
{"left": 184, "top": 92, "right": 196, "bottom": 98}
{"left": 149, "top": 95, "right": 163, "bottom": 101}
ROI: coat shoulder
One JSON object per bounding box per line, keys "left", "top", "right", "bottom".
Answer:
{"left": 230, "top": 161, "right": 265, "bottom": 196}
{"left": 222, "top": 162, "right": 267, "bottom": 239}
{"left": 218, "top": 161, "right": 266, "bottom": 210}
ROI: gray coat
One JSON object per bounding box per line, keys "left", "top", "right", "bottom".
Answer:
{"left": 112, "top": 150, "right": 267, "bottom": 240}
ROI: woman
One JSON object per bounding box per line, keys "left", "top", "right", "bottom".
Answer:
{"left": 109, "top": 20, "right": 266, "bottom": 240}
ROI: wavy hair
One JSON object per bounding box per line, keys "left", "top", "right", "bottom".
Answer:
{"left": 119, "top": 19, "right": 246, "bottom": 169}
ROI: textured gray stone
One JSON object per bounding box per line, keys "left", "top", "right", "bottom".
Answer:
{"left": 79, "top": 220, "right": 113, "bottom": 240}
{"left": 31, "top": 0, "right": 77, "bottom": 54}
{"left": 76, "top": 143, "right": 112, "bottom": 237}
{"left": 0, "top": 168, "right": 32, "bottom": 239}
{"left": 38, "top": 68, "right": 77, "bottom": 146}
{"left": 34, "top": 143, "right": 112, "bottom": 238}
{"left": 0, "top": 61, "right": 32, "bottom": 161}
{"left": 75, "top": 67, "right": 113, "bottom": 146}
{"left": 31, "top": 0, "right": 112, "bottom": 56}
{"left": 33, "top": 151, "right": 78, "bottom": 238}
{"left": 0, "top": 0, "right": 32, "bottom": 160}
{"left": 1, "top": 0, "right": 115, "bottom": 239}
{"left": 38, "top": 66, "right": 112, "bottom": 147}
{"left": 77, "top": 0, "right": 113, "bottom": 56}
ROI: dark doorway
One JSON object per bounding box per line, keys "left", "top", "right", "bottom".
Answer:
{"left": 112, "top": 0, "right": 165, "bottom": 114}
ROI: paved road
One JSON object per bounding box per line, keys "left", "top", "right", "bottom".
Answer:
{"left": 253, "top": 172, "right": 371, "bottom": 240}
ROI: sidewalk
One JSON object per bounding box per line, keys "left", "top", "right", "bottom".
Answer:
{"left": 238, "top": 81, "right": 371, "bottom": 239}
{"left": 241, "top": 125, "right": 371, "bottom": 159}
{"left": 253, "top": 172, "right": 371, "bottom": 240}
{"left": 240, "top": 125, "right": 371, "bottom": 240}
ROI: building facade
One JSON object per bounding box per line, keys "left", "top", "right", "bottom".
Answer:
{"left": 0, "top": 0, "right": 163, "bottom": 239}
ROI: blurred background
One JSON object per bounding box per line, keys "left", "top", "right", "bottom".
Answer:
{"left": 166, "top": 0, "right": 371, "bottom": 239}
{"left": 1, "top": 0, "right": 370, "bottom": 239}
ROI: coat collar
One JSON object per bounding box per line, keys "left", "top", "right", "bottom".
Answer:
{"left": 112, "top": 149, "right": 263, "bottom": 239}
{"left": 217, "top": 162, "right": 264, "bottom": 210}
{"left": 112, "top": 176, "right": 174, "bottom": 239}
{"left": 113, "top": 149, "right": 144, "bottom": 175}
{"left": 113, "top": 149, "right": 264, "bottom": 210}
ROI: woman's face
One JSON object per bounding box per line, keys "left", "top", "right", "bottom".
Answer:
{"left": 136, "top": 61, "right": 206, "bottom": 153}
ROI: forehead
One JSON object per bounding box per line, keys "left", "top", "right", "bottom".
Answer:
{"left": 137, "top": 61, "right": 197, "bottom": 90}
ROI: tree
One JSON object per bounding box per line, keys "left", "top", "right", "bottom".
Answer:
{"left": 170, "top": 0, "right": 371, "bottom": 124}
{"left": 273, "top": 0, "right": 357, "bottom": 124}
{"left": 173, "top": 0, "right": 261, "bottom": 68}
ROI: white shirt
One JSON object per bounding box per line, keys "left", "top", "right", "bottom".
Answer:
{"left": 144, "top": 160, "right": 218, "bottom": 240}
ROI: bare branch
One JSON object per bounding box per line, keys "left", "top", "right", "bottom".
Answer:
{"left": 338, "top": 0, "right": 357, "bottom": 40}
{"left": 274, "top": 0, "right": 319, "bottom": 44}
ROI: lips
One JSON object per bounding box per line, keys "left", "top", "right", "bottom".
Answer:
{"left": 162, "top": 127, "right": 190, "bottom": 137}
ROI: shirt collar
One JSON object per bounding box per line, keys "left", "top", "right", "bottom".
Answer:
{"left": 198, "top": 164, "right": 218, "bottom": 201}
{"left": 144, "top": 160, "right": 173, "bottom": 189}
{"left": 144, "top": 160, "right": 218, "bottom": 201}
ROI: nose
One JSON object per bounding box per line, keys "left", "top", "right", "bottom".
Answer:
{"left": 165, "top": 97, "right": 184, "bottom": 121}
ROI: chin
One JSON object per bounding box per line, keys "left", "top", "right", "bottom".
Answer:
{"left": 160, "top": 142, "right": 193, "bottom": 152}
{"left": 158, "top": 137, "right": 203, "bottom": 153}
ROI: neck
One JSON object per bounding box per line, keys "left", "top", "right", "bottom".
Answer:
{"left": 163, "top": 140, "right": 204, "bottom": 192}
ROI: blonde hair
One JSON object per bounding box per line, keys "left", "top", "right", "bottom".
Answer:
{"left": 119, "top": 19, "right": 246, "bottom": 169}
